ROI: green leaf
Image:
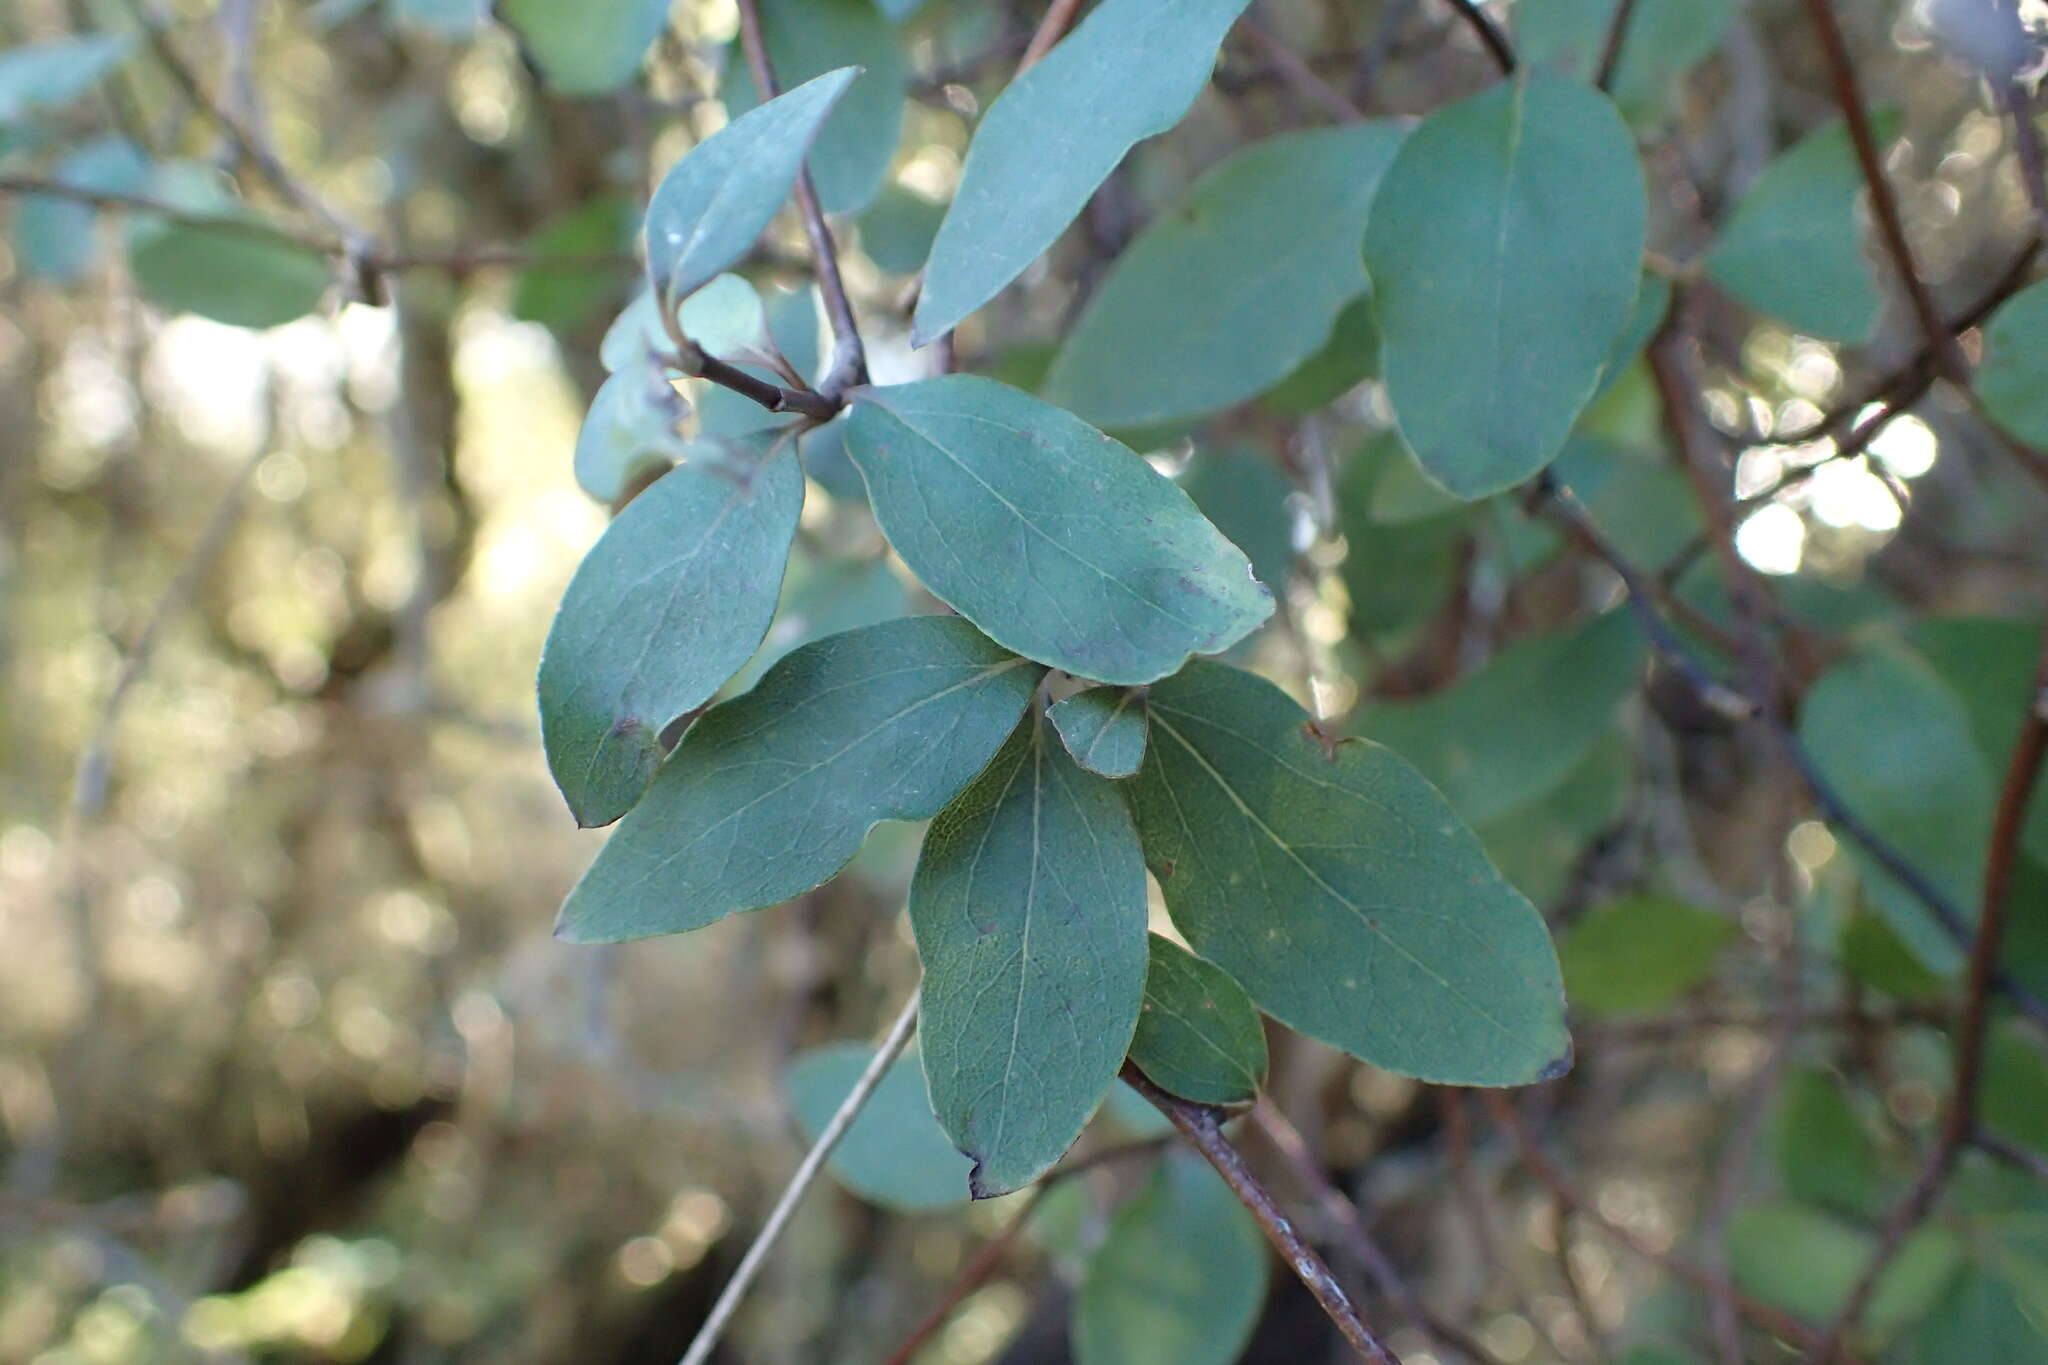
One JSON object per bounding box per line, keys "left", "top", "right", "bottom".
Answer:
{"left": 1775, "top": 1068, "right": 1885, "bottom": 1220}
{"left": 1707, "top": 115, "right": 1900, "bottom": 342}
{"left": 1728, "top": 1202, "right": 1959, "bottom": 1338}
{"left": 1073, "top": 1153, "right": 1270, "bottom": 1365}
{"left": 1178, "top": 447, "right": 1296, "bottom": 600}
{"left": 557, "top": 616, "right": 1040, "bottom": 941}
{"left": 1129, "top": 662, "right": 1570, "bottom": 1086}
{"left": 1909, "top": 1269, "right": 2048, "bottom": 1364}
{"left": 1366, "top": 73, "right": 1646, "bottom": 500}
{"left": 725, "top": 553, "right": 908, "bottom": 696}
{"left": 1043, "top": 122, "right": 1408, "bottom": 429}
{"left": 787, "top": 1042, "right": 972, "bottom": 1211}
{"left": 1596, "top": 273, "right": 1671, "bottom": 398}
{"left": 0, "top": 34, "right": 133, "bottom": 122}
{"left": 600, "top": 289, "right": 666, "bottom": 372}
{"left": 1799, "top": 648, "right": 1991, "bottom": 973}
{"left": 912, "top": 0, "right": 1254, "bottom": 344}
{"left": 1557, "top": 894, "right": 1734, "bottom": 1016}
{"left": 912, "top": 712, "right": 1149, "bottom": 1197}
{"left": 499, "top": 0, "right": 668, "bottom": 94}
{"left": 643, "top": 67, "right": 859, "bottom": 305}
{"left": 1356, "top": 612, "right": 1644, "bottom": 827}
{"left": 858, "top": 183, "right": 944, "bottom": 274}
{"left": 843, "top": 376, "right": 1273, "bottom": 684}
{"left": 538, "top": 436, "right": 803, "bottom": 828}
{"left": 1128, "top": 935, "right": 1266, "bottom": 1106}
{"left": 1840, "top": 910, "right": 1948, "bottom": 1002}
{"left": 1985, "top": 1027, "right": 2048, "bottom": 1156}
{"left": 391, "top": 0, "right": 488, "bottom": 36}
{"left": 571, "top": 361, "right": 692, "bottom": 503}
{"left": 721, "top": 0, "right": 907, "bottom": 215}
{"left": 1337, "top": 436, "right": 1468, "bottom": 639}
{"left": 1259, "top": 294, "right": 1380, "bottom": 413}
{"left": 509, "top": 194, "right": 636, "bottom": 330}
{"left": 15, "top": 136, "right": 148, "bottom": 282}
{"left": 1049, "top": 687, "right": 1149, "bottom": 779}
{"left": 1911, "top": 616, "right": 2048, "bottom": 865}
{"left": 676, "top": 273, "right": 772, "bottom": 361}
{"left": 128, "top": 219, "right": 330, "bottom": 328}
{"left": 1479, "top": 735, "right": 1632, "bottom": 907}
{"left": 1516, "top": 0, "right": 1734, "bottom": 125}
{"left": 1980, "top": 280, "right": 2048, "bottom": 447}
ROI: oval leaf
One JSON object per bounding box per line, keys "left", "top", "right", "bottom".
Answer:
{"left": 1129, "top": 661, "right": 1571, "bottom": 1086}
{"left": 572, "top": 361, "right": 691, "bottom": 503}
{"left": 913, "top": 712, "right": 1149, "bottom": 1197}
{"left": 129, "top": 220, "right": 330, "bottom": 328}
{"left": 1073, "top": 1152, "right": 1270, "bottom": 1365}
{"left": 912, "top": 0, "right": 1254, "bottom": 345}
{"left": 1556, "top": 894, "right": 1734, "bottom": 1016}
{"left": 557, "top": 615, "right": 1042, "bottom": 941}
{"left": 844, "top": 376, "right": 1273, "bottom": 684}
{"left": 539, "top": 437, "right": 804, "bottom": 829}
{"left": 500, "top": 0, "right": 668, "bottom": 94}
{"left": 1128, "top": 935, "right": 1267, "bottom": 1106}
{"left": 1049, "top": 687, "right": 1149, "bottom": 779}
{"left": 787, "top": 1042, "right": 973, "bottom": 1211}
{"left": 1044, "top": 122, "right": 1408, "bottom": 429}
{"left": 1365, "top": 73, "right": 1646, "bottom": 499}
{"left": 644, "top": 67, "right": 859, "bottom": 305}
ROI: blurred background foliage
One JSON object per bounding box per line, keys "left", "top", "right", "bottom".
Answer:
{"left": 2, "top": 1, "right": 2048, "bottom": 1363}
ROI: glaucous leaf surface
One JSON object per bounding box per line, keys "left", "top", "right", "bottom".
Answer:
{"left": 1044, "top": 122, "right": 1408, "bottom": 429}
{"left": 1072, "top": 1153, "right": 1269, "bottom": 1365}
{"left": 558, "top": 616, "right": 1041, "bottom": 941}
{"left": 1047, "top": 687, "right": 1149, "bottom": 779}
{"left": 571, "top": 361, "right": 692, "bottom": 504}
{"left": 600, "top": 289, "right": 666, "bottom": 372}
{"left": 1775, "top": 1067, "right": 1885, "bottom": 1220}
{"left": 1356, "top": 611, "right": 1644, "bottom": 827}
{"left": 1365, "top": 73, "right": 1645, "bottom": 499}
{"left": 1707, "top": 115, "right": 1898, "bottom": 342}
{"left": 1728, "top": 1203, "right": 1960, "bottom": 1338}
{"left": 787, "top": 1042, "right": 972, "bottom": 1211}
{"left": 539, "top": 437, "right": 803, "bottom": 828}
{"left": 1799, "top": 648, "right": 1990, "bottom": 973}
{"left": 912, "top": 0, "right": 1254, "bottom": 344}
{"left": 1129, "top": 662, "right": 1571, "bottom": 1085}
{"left": 843, "top": 376, "right": 1273, "bottom": 683}
{"left": 1128, "top": 935, "right": 1266, "bottom": 1106}
{"left": 913, "top": 713, "right": 1148, "bottom": 1197}
{"left": 1516, "top": 0, "right": 1735, "bottom": 124}
{"left": 1977, "top": 280, "right": 2048, "bottom": 449}
{"left": 643, "top": 68, "right": 858, "bottom": 305}
{"left": 15, "top": 136, "right": 148, "bottom": 281}
{"left": 129, "top": 219, "right": 331, "bottom": 328}
{"left": 720, "top": 0, "right": 906, "bottom": 215}
{"left": 1178, "top": 447, "right": 1296, "bottom": 598}
{"left": 1556, "top": 894, "right": 1733, "bottom": 1016}
{"left": 499, "top": 0, "right": 668, "bottom": 94}
{"left": 0, "top": 34, "right": 133, "bottom": 122}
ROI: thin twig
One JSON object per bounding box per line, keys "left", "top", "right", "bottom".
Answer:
{"left": 1019, "top": 0, "right": 1088, "bottom": 71}
{"left": 677, "top": 991, "right": 920, "bottom": 1365}
{"left": 2006, "top": 81, "right": 2048, "bottom": 241}
{"left": 734, "top": 0, "right": 867, "bottom": 398}
{"left": 1444, "top": 0, "right": 1517, "bottom": 76}
{"left": 1976, "top": 1127, "right": 2048, "bottom": 1184}
{"left": 1811, "top": 619, "right": 2048, "bottom": 1362}
{"left": 1241, "top": 7, "right": 1366, "bottom": 123}
{"left": 1593, "top": 0, "right": 1642, "bottom": 92}
{"left": 1122, "top": 1065, "right": 1404, "bottom": 1364}
{"left": 1799, "top": 0, "right": 1965, "bottom": 382}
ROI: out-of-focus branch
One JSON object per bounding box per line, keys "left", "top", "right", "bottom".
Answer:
{"left": 1019, "top": 0, "right": 1087, "bottom": 70}
{"left": 1445, "top": 0, "right": 1517, "bottom": 76}
{"left": 1593, "top": 0, "right": 1641, "bottom": 91}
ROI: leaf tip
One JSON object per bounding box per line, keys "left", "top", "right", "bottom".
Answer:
{"left": 1535, "top": 1038, "right": 1575, "bottom": 1084}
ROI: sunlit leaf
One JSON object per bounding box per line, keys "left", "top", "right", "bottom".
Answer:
{"left": 912, "top": 0, "right": 1253, "bottom": 344}
{"left": 913, "top": 712, "right": 1148, "bottom": 1197}
{"left": 539, "top": 435, "right": 803, "bottom": 828}
{"left": 1128, "top": 935, "right": 1266, "bottom": 1106}
{"left": 571, "top": 360, "right": 692, "bottom": 503}
{"left": 787, "top": 1042, "right": 972, "bottom": 1211}
{"left": 558, "top": 615, "right": 1040, "bottom": 940}
{"left": 644, "top": 67, "right": 859, "bottom": 305}
{"left": 1130, "top": 662, "right": 1570, "bottom": 1086}
{"left": 1073, "top": 1153, "right": 1269, "bottom": 1365}
{"left": 1044, "top": 122, "right": 1408, "bottom": 429}
{"left": 1366, "top": 73, "right": 1645, "bottom": 499}
{"left": 843, "top": 376, "right": 1273, "bottom": 684}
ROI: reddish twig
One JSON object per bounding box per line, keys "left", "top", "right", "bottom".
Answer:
{"left": 1123, "top": 1065, "right": 1404, "bottom": 1364}
{"left": 1018, "top": 0, "right": 1088, "bottom": 71}
{"left": 1811, "top": 619, "right": 2048, "bottom": 1362}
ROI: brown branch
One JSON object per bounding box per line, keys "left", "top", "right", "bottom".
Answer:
{"left": 1475, "top": 1091, "right": 1860, "bottom": 1361}
{"left": 1593, "top": 0, "right": 1641, "bottom": 92}
{"left": 734, "top": 0, "right": 867, "bottom": 398}
{"left": 1019, "top": 0, "right": 1088, "bottom": 71}
{"left": 1799, "top": 0, "right": 1965, "bottom": 382}
{"left": 1811, "top": 618, "right": 2048, "bottom": 1362}
{"left": 2002, "top": 80, "right": 2048, "bottom": 242}
{"left": 1122, "top": 1065, "right": 1404, "bottom": 1364}
{"left": 1240, "top": 8, "right": 1366, "bottom": 123}
{"left": 1445, "top": 0, "right": 1517, "bottom": 76}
